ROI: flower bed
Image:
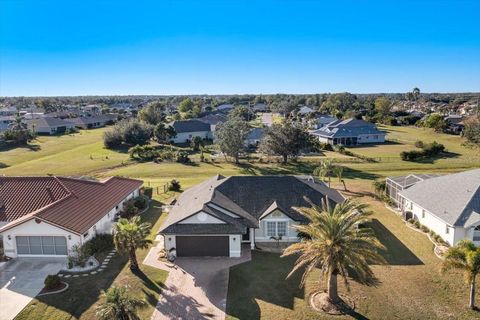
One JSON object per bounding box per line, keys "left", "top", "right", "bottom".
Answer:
{"left": 38, "top": 281, "right": 69, "bottom": 296}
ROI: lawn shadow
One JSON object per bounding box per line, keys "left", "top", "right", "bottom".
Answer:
{"left": 0, "top": 143, "right": 41, "bottom": 152}
{"left": 236, "top": 160, "right": 319, "bottom": 176}
{"left": 368, "top": 219, "right": 423, "bottom": 265}
{"left": 343, "top": 167, "right": 380, "bottom": 181}
{"left": 411, "top": 151, "right": 461, "bottom": 164}
{"left": 0, "top": 162, "right": 8, "bottom": 169}
{"left": 226, "top": 251, "right": 304, "bottom": 320}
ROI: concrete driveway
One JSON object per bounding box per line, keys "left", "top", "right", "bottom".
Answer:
{"left": 0, "top": 258, "right": 65, "bottom": 320}
{"left": 144, "top": 242, "right": 251, "bottom": 320}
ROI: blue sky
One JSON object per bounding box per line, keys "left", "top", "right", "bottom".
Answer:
{"left": 1, "top": 0, "right": 479, "bottom": 96}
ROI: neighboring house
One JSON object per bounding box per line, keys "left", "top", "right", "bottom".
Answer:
{"left": 217, "top": 104, "right": 235, "bottom": 112}
{"left": 169, "top": 120, "right": 213, "bottom": 143}
{"left": 310, "top": 114, "right": 337, "bottom": 129}
{"left": 398, "top": 169, "right": 480, "bottom": 246}
{"left": 0, "top": 107, "right": 17, "bottom": 116}
{"left": 252, "top": 103, "right": 268, "bottom": 113}
{"left": 159, "top": 175, "right": 344, "bottom": 257}
{"left": 444, "top": 114, "right": 464, "bottom": 134}
{"left": 66, "top": 114, "right": 117, "bottom": 129}
{"left": 298, "top": 106, "right": 315, "bottom": 115}
{"left": 26, "top": 117, "right": 76, "bottom": 135}
{"left": 244, "top": 127, "right": 265, "bottom": 147}
{"left": 311, "top": 118, "right": 386, "bottom": 146}
{"left": 386, "top": 173, "right": 442, "bottom": 208}
{"left": 0, "top": 116, "right": 16, "bottom": 132}
{"left": 0, "top": 176, "right": 143, "bottom": 258}
{"left": 198, "top": 113, "right": 228, "bottom": 131}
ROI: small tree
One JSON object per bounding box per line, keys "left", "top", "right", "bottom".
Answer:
{"left": 154, "top": 123, "right": 176, "bottom": 144}
{"left": 138, "top": 101, "right": 166, "bottom": 125}
{"left": 442, "top": 240, "right": 480, "bottom": 310}
{"left": 313, "top": 159, "right": 336, "bottom": 187}
{"left": 96, "top": 285, "right": 146, "bottom": 320}
{"left": 215, "top": 116, "right": 250, "bottom": 164}
{"left": 423, "top": 113, "right": 448, "bottom": 132}
{"left": 190, "top": 136, "right": 204, "bottom": 152}
{"left": 113, "top": 216, "right": 152, "bottom": 270}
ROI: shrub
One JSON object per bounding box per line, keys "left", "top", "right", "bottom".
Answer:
{"left": 82, "top": 234, "right": 114, "bottom": 256}
{"left": 175, "top": 151, "right": 190, "bottom": 163}
{"left": 400, "top": 141, "right": 445, "bottom": 161}
{"left": 129, "top": 145, "right": 159, "bottom": 161}
{"left": 44, "top": 275, "right": 61, "bottom": 290}
{"left": 143, "top": 186, "right": 153, "bottom": 199}
{"left": 414, "top": 140, "right": 424, "bottom": 148}
{"left": 134, "top": 196, "right": 148, "bottom": 210}
{"left": 420, "top": 225, "right": 429, "bottom": 233}
{"left": 400, "top": 150, "right": 423, "bottom": 161}
{"left": 168, "top": 179, "right": 181, "bottom": 192}
{"left": 103, "top": 119, "right": 152, "bottom": 149}
{"left": 103, "top": 130, "right": 123, "bottom": 148}
{"left": 120, "top": 199, "right": 139, "bottom": 218}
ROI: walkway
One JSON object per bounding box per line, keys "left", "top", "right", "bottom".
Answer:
{"left": 144, "top": 239, "right": 251, "bottom": 320}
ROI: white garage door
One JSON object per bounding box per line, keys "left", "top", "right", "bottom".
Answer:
{"left": 16, "top": 236, "right": 68, "bottom": 255}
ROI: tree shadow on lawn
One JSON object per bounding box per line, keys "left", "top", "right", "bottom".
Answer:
{"left": 409, "top": 151, "right": 461, "bottom": 164}
{"left": 343, "top": 167, "right": 380, "bottom": 181}
{"left": 0, "top": 143, "right": 41, "bottom": 152}
{"left": 368, "top": 219, "right": 423, "bottom": 266}
{"left": 236, "top": 161, "right": 319, "bottom": 176}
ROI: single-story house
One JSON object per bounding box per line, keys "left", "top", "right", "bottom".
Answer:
{"left": 198, "top": 113, "right": 228, "bottom": 131}
{"left": 386, "top": 173, "right": 442, "bottom": 208}
{"left": 26, "top": 117, "right": 76, "bottom": 135}
{"left": 252, "top": 103, "right": 268, "bottom": 113}
{"left": 159, "top": 175, "right": 344, "bottom": 257}
{"left": 311, "top": 118, "right": 386, "bottom": 146}
{"left": 244, "top": 127, "right": 265, "bottom": 147}
{"left": 0, "top": 116, "right": 16, "bottom": 132}
{"left": 310, "top": 114, "right": 337, "bottom": 129}
{"left": 298, "top": 106, "right": 315, "bottom": 115}
{"left": 169, "top": 120, "right": 213, "bottom": 144}
{"left": 444, "top": 114, "right": 464, "bottom": 134}
{"left": 66, "top": 114, "right": 117, "bottom": 129}
{"left": 0, "top": 176, "right": 143, "bottom": 258}
{"left": 217, "top": 104, "right": 235, "bottom": 112}
{"left": 0, "top": 107, "right": 18, "bottom": 116}
{"left": 398, "top": 169, "right": 480, "bottom": 246}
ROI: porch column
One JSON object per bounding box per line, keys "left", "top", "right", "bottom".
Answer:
{"left": 250, "top": 228, "right": 255, "bottom": 249}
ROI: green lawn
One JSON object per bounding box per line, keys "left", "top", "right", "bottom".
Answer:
{"left": 15, "top": 200, "right": 168, "bottom": 320}
{"left": 226, "top": 182, "right": 480, "bottom": 320}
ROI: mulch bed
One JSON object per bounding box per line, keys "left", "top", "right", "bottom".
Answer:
{"left": 310, "top": 291, "right": 355, "bottom": 315}
{"left": 39, "top": 282, "right": 68, "bottom": 295}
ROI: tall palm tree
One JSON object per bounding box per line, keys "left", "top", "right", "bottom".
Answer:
{"left": 314, "top": 159, "right": 336, "bottom": 187}
{"left": 113, "top": 216, "right": 152, "bottom": 271}
{"left": 96, "top": 285, "right": 146, "bottom": 320}
{"left": 333, "top": 165, "right": 346, "bottom": 190}
{"left": 442, "top": 240, "right": 480, "bottom": 310}
{"left": 282, "top": 199, "right": 386, "bottom": 306}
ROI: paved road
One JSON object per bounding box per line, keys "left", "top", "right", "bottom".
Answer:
{"left": 144, "top": 240, "right": 251, "bottom": 320}
{"left": 0, "top": 258, "right": 65, "bottom": 320}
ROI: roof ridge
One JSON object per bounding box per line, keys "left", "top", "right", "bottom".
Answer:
{"left": 454, "top": 184, "right": 480, "bottom": 226}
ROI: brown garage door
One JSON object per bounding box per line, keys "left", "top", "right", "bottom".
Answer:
{"left": 176, "top": 236, "right": 229, "bottom": 257}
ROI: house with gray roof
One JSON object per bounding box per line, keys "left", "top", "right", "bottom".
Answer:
{"left": 311, "top": 118, "right": 386, "bottom": 146}
{"left": 244, "top": 127, "right": 265, "bottom": 147}
{"left": 26, "top": 117, "right": 75, "bottom": 135}
{"left": 398, "top": 169, "right": 480, "bottom": 246}
{"left": 169, "top": 119, "right": 213, "bottom": 144}
{"left": 66, "top": 114, "right": 117, "bottom": 129}
{"left": 386, "top": 173, "right": 442, "bottom": 208}
{"left": 159, "top": 175, "right": 344, "bottom": 257}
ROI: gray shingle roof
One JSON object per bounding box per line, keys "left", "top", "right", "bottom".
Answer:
{"left": 312, "top": 118, "right": 386, "bottom": 138}
{"left": 170, "top": 120, "right": 211, "bottom": 133}
{"left": 159, "top": 175, "right": 345, "bottom": 235}
{"left": 26, "top": 117, "right": 73, "bottom": 128}
{"left": 399, "top": 169, "right": 480, "bottom": 227}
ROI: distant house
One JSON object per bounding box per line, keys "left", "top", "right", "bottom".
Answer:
{"left": 217, "top": 104, "right": 235, "bottom": 112}
{"left": 66, "top": 114, "right": 117, "bottom": 129}
{"left": 83, "top": 104, "right": 101, "bottom": 114}
{"left": 0, "top": 116, "right": 16, "bottom": 132}
{"left": 26, "top": 117, "right": 76, "bottom": 135}
{"left": 444, "top": 114, "right": 464, "bottom": 134}
{"left": 252, "top": 103, "right": 268, "bottom": 113}
{"left": 310, "top": 114, "right": 337, "bottom": 129}
{"left": 396, "top": 169, "right": 480, "bottom": 246}
{"left": 298, "top": 106, "right": 315, "bottom": 115}
{"left": 244, "top": 127, "right": 265, "bottom": 147}
{"left": 170, "top": 120, "right": 213, "bottom": 144}
{"left": 311, "top": 118, "right": 386, "bottom": 146}
{"left": 0, "top": 107, "right": 17, "bottom": 116}
{"left": 159, "top": 175, "right": 344, "bottom": 257}
{"left": 198, "top": 113, "right": 228, "bottom": 131}
{"left": 0, "top": 176, "right": 142, "bottom": 258}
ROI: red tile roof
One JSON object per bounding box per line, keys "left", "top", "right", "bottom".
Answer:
{"left": 0, "top": 176, "right": 143, "bottom": 234}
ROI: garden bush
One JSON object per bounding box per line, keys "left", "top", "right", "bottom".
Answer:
{"left": 400, "top": 140, "right": 445, "bottom": 161}
{"left": 44, "top": 275, "right": 61, "bottom": 290}
{"left": 134, "top": 196, "right": 148, "bottom": 210}
{"left": 120, "top": 199, "right": 139, "bottom": 218}
{"left": 168, "top": 179, "right": 181, "bottom": 192}
{"left": 143, "top": 186, "right": 153, "bottom": 199}
{"left": 83, "top": 233, "right": 114, "bottom": 256}
{"left": 175, "top": 151, "right": 190, "bottom": 163}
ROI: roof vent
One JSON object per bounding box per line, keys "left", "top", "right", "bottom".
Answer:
{"left": 307, "top": 175, "right": 315, "bottom": 183}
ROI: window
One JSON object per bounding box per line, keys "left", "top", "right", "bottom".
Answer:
{"left": 277, "top": 222, "right": 287, "bottom": 237}
{"left": 445, "top": 226, "right": 450, "bottom": 234}
{"left": 267, "top": 222, "right": 276, "bottom": 237}
{"left": 422, "top": 210, "right": 425, "bottom": 218}
{"left": 83, "top": 231, "right": 89, "bottom": 238}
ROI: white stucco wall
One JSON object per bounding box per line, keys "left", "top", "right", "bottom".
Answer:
{"left": 357, "top": 134, "right": 386, "bottom": 144}
{"left": 171, "top": 130, "right": 212, "bottom": 143}
{"left": 256, "top": 210, "right": 299, "bottom": 242}
{"left": 1, "top": 219, "right": 81, "bottom": 258}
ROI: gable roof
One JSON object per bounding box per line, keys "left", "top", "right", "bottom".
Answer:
{"left": 311, "top": 118, "right": 386, "bottom": 138}
{"left": 170, "top": 120, "right": 211, "bottom": 133}
{"left": 246, "top": 127, "right": 265, "bottom": 140}
{"left": 26, "top": 117, "right": 74, "bottom": 128}
{"left": 399, "top": 169, "right": 480, "bottom": 227}
{"left": 66, "top": 114, "right": 117, "bottom": 125}
{"left": 0, "top": 176, "right": 143, "bottom": 234}
{"left": 198, "top": 113, "right": 228, "bottom": 125}
{"left": 160, "top": 175, "right": 345, "bottom": 234}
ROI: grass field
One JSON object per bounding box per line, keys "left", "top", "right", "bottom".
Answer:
{"left": 2, "top": 125, "right": 480, "bottom": 319}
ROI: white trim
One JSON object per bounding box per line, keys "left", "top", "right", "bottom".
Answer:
{"left": 207, "top": 203, "right": 240, "bottom": 218}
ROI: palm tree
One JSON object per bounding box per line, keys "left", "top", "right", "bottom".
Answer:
{"left": 333, "top": 165, "right": 346, "bottom": 190}
{"left": 96, "top": 285, "right": 146, "bottom": 320}
{"left": 412, "top": 87, "right": 421, "bottom": 101}
{"left": 282, "top": 199, "right": 385, "bottom": 308}
{"left": 442, "top": 240, "right": 480, "bottom": 310}
{"left": 113, "top": 216, "right": 152, "bottom": 271}
{"left": 314, "top": 159, "right": 336, "bottom": 187}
